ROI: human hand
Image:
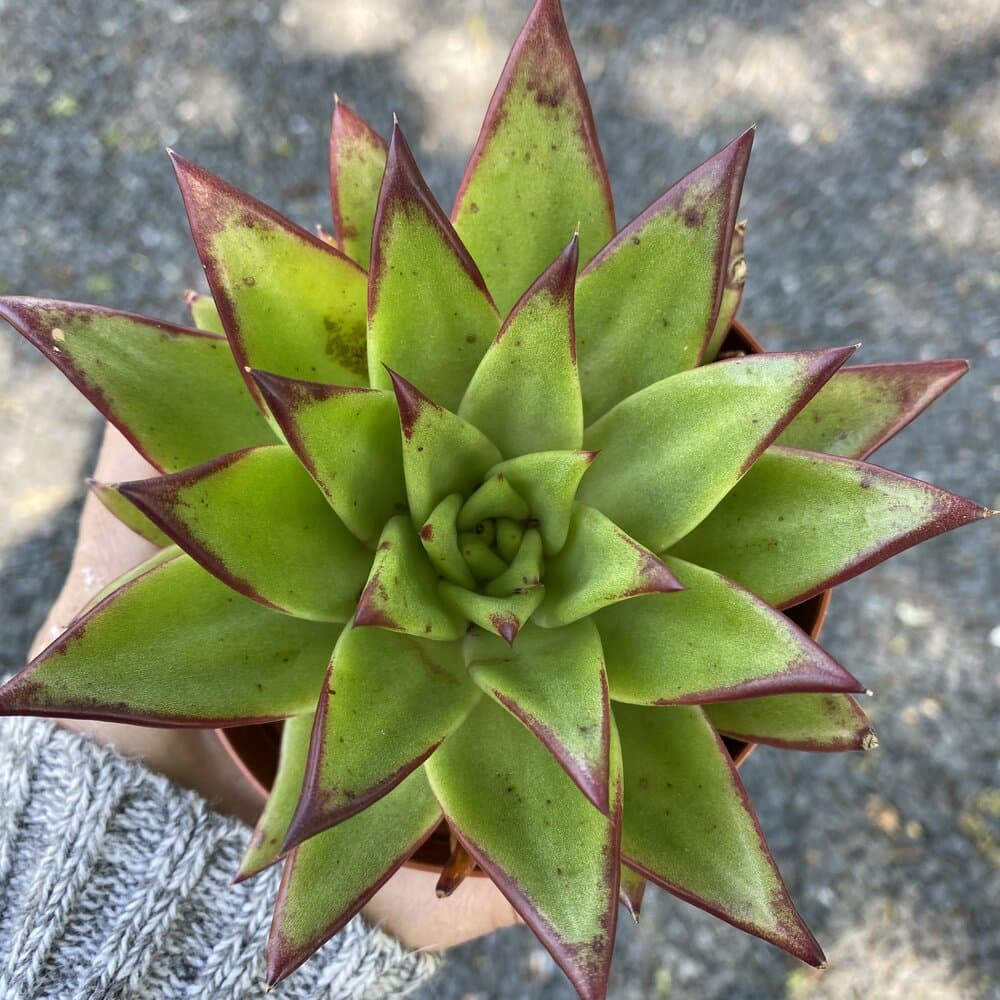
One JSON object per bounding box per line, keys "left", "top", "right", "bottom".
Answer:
{"left": 31, "top": 422, "right": 521, "bottom": 950}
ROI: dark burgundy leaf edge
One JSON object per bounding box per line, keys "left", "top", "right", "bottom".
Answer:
{"left": 621, "top": 715, "right": 826, "bottom": 968}
{"left": 0, "top": 296, "right": 227, "bottom": 474}
{"left": 450, "top": 0, "right": 615, "bottom": 237}
{"left": 0, "top": 552, "right": 295, "bottom": 729}
{"left": 370, "top": 121, "right": 497, "bottom": 316}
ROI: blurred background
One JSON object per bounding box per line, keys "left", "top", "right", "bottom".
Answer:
{"left": 0, "top": 0, "right": 997, "bottom": 997}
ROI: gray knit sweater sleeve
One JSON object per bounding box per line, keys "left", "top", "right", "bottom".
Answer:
{"left": 0, "top": 716, "right": 441, "bottom": 999}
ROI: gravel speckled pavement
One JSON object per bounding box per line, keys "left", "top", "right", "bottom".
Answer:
{"left": 1, "top": 1, "right": 997, "bottom": 997}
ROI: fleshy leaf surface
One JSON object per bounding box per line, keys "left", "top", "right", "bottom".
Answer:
{"left": 703, "top": 220, "right": 747, "bottom": 363}
{"left": 0, "top": 553, "right": 340, "bottom": 725}
{"left": 183, "top": 289, "right": 225, "bottom": 334}
{"left": 705, "top": 694, "right": 877, "bottom": 752}
{"left": 534, "top": 505, "right": 682, "bottom": 627}
{"left": 595, "top": 556, "right": 863, "bottom": 705}
{"left": 439, "top": 583, "right": 545, "bottom": 645}
{"left": 426, "top": 696, "right": 621, "bottom": 1000}
{"left": 420, "top": 493, "right": 477, "bottom": 588}
{"left": 170, "top": 153, "right": 369, "bottom": 410}
{"left": 451, "top": 0, "right": 614, "bottom": 314}
{"left": 329, "top": 98, "right": 388, "bottom": 267}
{"left": 580, "top": 347, "right": 855, "bottom": 551}
{"left": 669, "top": 446, "right": 994, "bottom": 608}
{"left": 388, "top": 369, "right": 503, "bottom": 526}
{"left": 465, "top": 620, "right": 611, "bottom": 811}
{"left": 285, "top": 625, "right": 477, "bottom": 847}
{"left": 775, "top": 360, "right": 968, "bottom": 460}
{"left": 355, "top": 515, "right": 466, "bottom": 638}
{"left": 0, "top": 298, "right": 273, "bottom": 472}
{"left": 119, "top": 445, "right": 371, "bottom": 622}
{"left": 368, "top": 124, "right": 500, "bottom": 409}
{"left": 238, "top": 713, "right": 314, "bottom": 880}
{"left": 616, "top": 703, "right": 824, "bottom": 966}
{"left": 267, "top": 768, "right": 441, "bottom": 988}
{"left": 251, "top": 372, "right": 406, "bottom": 546}
{"left": 575, "top": 131, "right": 753, "bottom": 423}
{"left": 487, "top": 450, "right": 596, "bottom": 554}
{"left": 459, "top": 237, "right": 582, "bottom": 457}
{"left": 88, "top": 479, "right": 171, "bottom": 547}
{"left": 619, "top": 865, "right": 646, "bottom": 922}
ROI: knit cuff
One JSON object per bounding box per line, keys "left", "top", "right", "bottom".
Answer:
{"left": 0, "top": 716, "right": 440, "bottom": 999}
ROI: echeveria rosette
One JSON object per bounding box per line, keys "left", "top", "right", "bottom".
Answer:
{"left": 0, "top": 1, "right": 994, "bottom": 997}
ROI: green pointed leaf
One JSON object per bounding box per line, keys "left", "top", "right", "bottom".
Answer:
{"left": 119, "top": 445, "right": 371, "bottom": 622}
{"left": 451, "top": 0, "right": 614, "bottom": 314}
{"left": 465, "top": 620, "right": 611, "bottom": 812}
{"left": 285, "top": 625, "right": 477, "bottom": 847}
{"left": 439, "top": 583, "right": 545, "bottom": 645}
{"left": 388, "top": 369, "right": 503, "bottom": 526}
{"left": 74, "top": 546, "right": 183, "bottom": 621}
{"left": 420, "top": 493, "right": 477, "bottom": 588}
{"left": 170, "top": 153, "right": 369, "bottom": 412}
{"left": 426, "top": 696, "right": 621, "bottom": 1000}
{"left": 534, "top": 505, "right": 681, "bottom": 627}
{"left": 576, "top": 131, "right": 753, "bottom": 423}
{"left": 484, "top": 528, "right": 544, "bottom": 597}
{"left": 458, "top": 473, "right": 531, "bottom": 529}
{"left": 355, "top": 515, "right": 466, "bottom": 639}
{"left": 776, "top": 360, "right": 969, "bottom": 460}
{"left": 88, "top": 479, "right": 171, "bottom": 547}
{"left": 266, "top": 768, "right": 441, "bottom": 989}
{"left": 705, "top": 694, "right": 877, "bottom": 752}
{"left": 619, "top": 865, "right": 646, "bottom": 922}
{"left": 702, "top": 220, "right": 748, "bottom": 364}
{"left": 580, "top": 347, "right": 856, "bottom": 551}
{"left": 0, "top": 553, "right": 340, "bottom": 725}
{"left": 669, "top": 446, "right": 995, "bottom": 609}
{"left": 367, "top": 124, "right": 500, "bottom": 409}
{"left": 595, "top": 556, "right": 863, "bottom": 705}
{"left": 616, "top": 702, "right": 824, "bottom": 966}
{"left": 458, "top": 532, "right": 510, "bottom": 582}
{"left": 251, "top": 372, "right": 406, "bottom": 546}
{"left": 488, "top": 450, "right": 597, "bottom": 554}
{"left": 459, "top": 237, "right": 582, "bottom": 457}
{"left": 329, "top": 98, "right": 388, "bottom": 267}
{"left": 183, "top": 289, "right": 225, "bottom": 334}
{"left": 238, "top": 713, "right": 314, "bottom": 880}
{"left": 0, "top": 298, "right": 273, "bottom": 472}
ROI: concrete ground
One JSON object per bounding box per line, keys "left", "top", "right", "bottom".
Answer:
{"left": 0, "top": 0, "right": 997, "bottom": 997}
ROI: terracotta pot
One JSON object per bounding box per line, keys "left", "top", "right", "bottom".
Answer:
{"left": 215, "top": 319, "right": 834, "bottom": 873}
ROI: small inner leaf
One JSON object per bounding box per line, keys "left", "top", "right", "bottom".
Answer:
{"left": 438, "top": 583, "right": 545, "bottom": 645}
{"left": 388, "top": 369, "right": 503, "bottom": 526}
{"left": 420, "top": 493, "right": 477, "bottom": 588}
{"left": 534, "top": 505, "right": 682, "bottom": 628}
{"left": 355, "top": 515, "right": 467, "bottom": 639}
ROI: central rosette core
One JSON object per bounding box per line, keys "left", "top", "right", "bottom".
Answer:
{"left": 420, "top": 473, "right": 543, "bottom": 598}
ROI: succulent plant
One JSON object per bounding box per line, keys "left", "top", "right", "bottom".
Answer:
{"left": 0, "top": 0, "right": 993, "bottom": 996}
